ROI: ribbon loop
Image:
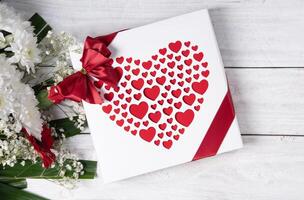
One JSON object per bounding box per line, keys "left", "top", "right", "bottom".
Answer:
{"left": 48, "top": 35, "right": 120, "bottom": 104}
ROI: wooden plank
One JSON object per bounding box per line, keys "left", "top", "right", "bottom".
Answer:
{"left": 26, "top": 134, "right": 304, "bottom": 200}
{"left": 47, "top": 68, "right": 304, "bottom": 136}
{"left": 227, "top": 68, "right": 304, "bottom": 135}
{"left": 4, "top": 0, "right": 304, "bottom": 67}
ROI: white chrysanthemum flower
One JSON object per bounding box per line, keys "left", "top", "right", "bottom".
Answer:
{"left": 0, "top": 3, "right": 40, "bottom": 74}
{"left": 0, "top": 55, "right": 42, "bottom": 140}
{"left": 6, "top": 30, "right": 41, "bottom": 73}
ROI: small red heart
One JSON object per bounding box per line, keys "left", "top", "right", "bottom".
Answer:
{"left": 124, "top": 65, "right": 130, "bottom": 71}
{"left": 183, "top": 94, "right": 196, "bottom": 106}
{"left": 134, "top": 93, "right": 142, "bottom": 100}
{"left": 184, "top": 59, "right": 192, "bottom": 66}
{"left": 198, "top": 98, "right": 204, "bottom": 104}
{"left": 114, "top": 108, "right": 120, "bottom": 114}
{"left": 104, "top": 92, "right": 114, "bottom": 101}
{"left": 159, "top": 123, "right": 167, "bottom": 130}
{"left": 121, "top": 103, "right": 127, "bottom": 109}
{"left": 194, "top": 105, "right": 200, "bottom": 111}
{"left": 126, "top": 57, "right": 132, "bottom": 63}
{"left": 131, "top": 130, "right": 137, "bottom": 135}
{"left": 113, "top": 100, "right": 119, "bottom": 106}
{"left": 174, "top": 102, "right": 182, "bottom": 109}
{"left": 169, "top": 40, "right": 182, "bottom": 53}
{"left": 158, "top": 133, "right": 164, "bottom": 138}
{"left": 116, "top": 119, "right": 124, "bottom": 127}
{"left": 167, "top": 53, "right": 173, "bottom": 59}
{"left": 182, "top": 49, "right": 190, "bottom": 57}
{"left": 175, "top": 55, "right": 181, "bottom": 61}
{"left": 124, "top": 126, "right": 130, "bottom": 132}
{"left": 165, "top": 85, "right": 171, "bottom": 91}
{"left": 110, "top": 115, "right": 115, "bottom": 121}
{"left": 184, "top": 87, "right": 190, "bottom": 93}
{"left": 156, "top": 76, "right": 166, "bottom": 85}
{"left": 158, "top": 100, "right": 164, "bottom": 105}
{"left": 154, "top": 140, "right": 160, "bottom": 146}
{"left": 184, "top": 41, "right": 191, "bottom": 47}
{"left": 161, "top": 92, "right": 168, "bottom": 98}
{"left": 159, "top": 58, "right": 166, "bottom": 63}
{"left": 193, "top": 52, "right": 204, "bottom": 62}
{"left": 168, "top": 71, "right": 174, "bottom": 77}
{"left": 163, "top": 106, "right": 173, "bottom": 116}
{"left": 118, "top": 93, "right": 124, "bottom": 99}
{"left": 150, "top": 71, "right": 156, "bottom": 77}
{"left": 171, "top": 89, "right": 181, "bottom": 98}
{"left": 148, "top": 111, "right": 162, "bottom": 123}
{"left": 163, "top": 140, "right": 173, "bottom": 149}
{"left": 166, "top": 131, "right": 172, "bottom": 137}
{"left": 192, "top": 45, "right": 198, "bottom": 51}
{"left": 139, "top": 127, "right": 156, "bottom": 142}
{"left": 154, "top": 64, "right": 160, "bottom": 69}
{"left": 126, "top": 89, "right": 132, "bottom": 94}
{"left": 132, "top": 68, "right": 140, "bottom": 75}
{"left": 192, "top": 80, "right": 208, "bottom": 95}
{"left": 161, "top": 68, "right": 167, "bottom": 74}
{"left": 175, "top": 109, "right": 194, "bottom": 127}
{"left": 102, "top": 104, "right": 112, "bottom": 114}
{"left": 177, "top": 64, "right": 183, "bottom": 70}
{"left": 167, "top": 61, "right": 175, "bottom": 69}
{"left": 193, "top": 74, "right": 199, "bottom": 80}
{"left": 121, "top": 82, "right": 127, "bottom": 88}
{"left": 167, "top": 98, "right": 173, "bottom": 104}
{"left": 147, "top": 79, "right": 153, "bottom": 85}
{"left": 144, "top": 86, "right": 160, "bottom": 100}
{"left": 159, "top": 48, "right": 167, "bottom": 55}
{"left": 152, "top": 55, "right": 158, "bottom": 60}
{"left": 142, "top": 61, "right": 152, "bottom": 70}
{"left": 127, "top": 118, "right": 133, "bottom": 124}
{"left": 202, "top": 62, "right": 208, "bottom": 68}
{"left": 202, "top": 70, "right": 209, "bottom": 77}
{"left": 178, "top": 128, "right": 185, "bottom": 134}
{"left": 129, "top": 102, "right": 149, "bottom": 119}
{"left": 134, "top": 59, "right": 140, "bottom": 65}
{"left": 142, "top": 72, "right": 148, "bottom": 77}
{"left": 167, "top": 118, "right": 173, "bottom": 123}
{"left": 131, "top": 78, "right": 144, "bottom": 90}
{"left": 151, "top": 104, "right": 157, "bottom": 109}
{"left": 116, "top": 56, "right": 124, "bottom": 64}
{"left": 121, "top": 112, "right": 128, "bottom": 118}
{"left": 173, "top": 135, "right": 179, "bottom": 140}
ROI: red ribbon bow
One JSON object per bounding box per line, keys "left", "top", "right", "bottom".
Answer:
{"left": 48, "top": 34, "right": 120, "bottom": 104}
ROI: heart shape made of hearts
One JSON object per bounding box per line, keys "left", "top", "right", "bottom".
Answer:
{"left": 100, "top": 40, "right": 209, "bottom": 149}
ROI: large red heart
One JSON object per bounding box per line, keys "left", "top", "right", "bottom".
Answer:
{"left": 100, "top": 40, "right": 209, "bottom": 149}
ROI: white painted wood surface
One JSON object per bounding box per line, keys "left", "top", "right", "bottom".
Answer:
{"left": 3, "top": 0, "right": 304, "bottom": 199}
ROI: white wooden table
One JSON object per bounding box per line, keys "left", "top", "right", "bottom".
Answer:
{"left": 4, "top": 0, "right": 304, "bottom": 199}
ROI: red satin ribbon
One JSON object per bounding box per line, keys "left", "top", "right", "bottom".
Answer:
{"left": 192, "top": 89, "right": 235, "bottom": 160}
{"left": 22, "top": 125, "right": 55, "bottom": 168}
{"left": 48, "top": 33, "right": 120, "bottom": 104}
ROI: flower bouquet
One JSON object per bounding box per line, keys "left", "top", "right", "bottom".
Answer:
{"left": 0, "top": 3, "right": 97, "bottom": 199}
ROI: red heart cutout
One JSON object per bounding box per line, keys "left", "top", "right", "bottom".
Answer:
{"left": 101, "top": 40, "right": 209, "bottom": 150}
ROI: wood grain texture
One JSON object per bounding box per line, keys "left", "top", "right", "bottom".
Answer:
{"left": 2, "top": 0, "right": 304, "bottom": 199}
{"left": 47, "top": 68, "right": 304, "bottom": 136}
{"left": 4, "top": 0, "right": 304, "bottom": 67}
{"left": 26, "top": 135, "right": 304, "bottom": 200}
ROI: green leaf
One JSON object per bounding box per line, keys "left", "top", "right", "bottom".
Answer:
{"left": 29, "top": 13, "right": 52, "bottom": 43}
{"left": 49, "top": 117, "right": 88, "bottom": 138}
{"left": 0, "top": 160, "right": 96, "bottom": 179}
{"left": 0, "top": 183, "right": 48, "bottom": 200}
{"left": 36, "top": 89, "right": 53, "bottom": 109}
{"left": 0, "top": 178, "right": 27, "bottom": 189}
